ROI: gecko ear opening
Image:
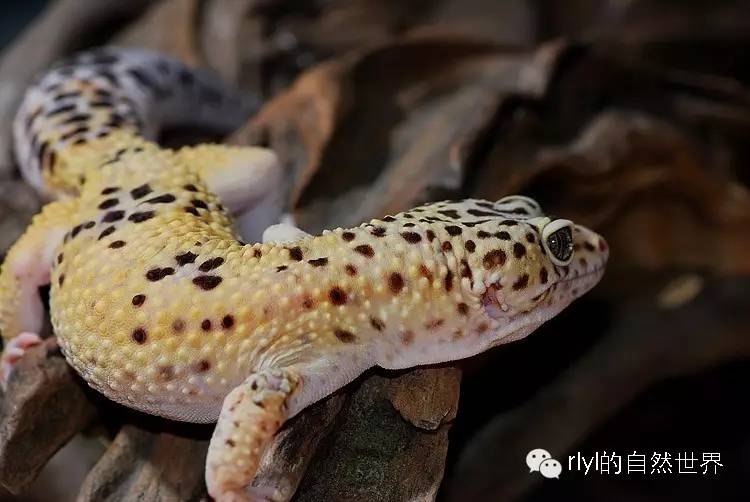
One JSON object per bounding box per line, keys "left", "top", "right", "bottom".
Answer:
{"left": 542, "top": 219, "right": 574, "bottom": 266}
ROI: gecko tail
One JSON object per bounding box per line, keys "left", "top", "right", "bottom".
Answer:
{"left": 13, "top": 47, "right": 257, "bottom": 195}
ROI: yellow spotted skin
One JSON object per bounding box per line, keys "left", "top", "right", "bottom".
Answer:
{"left": 1, "top": 49, "right": 609, "bottom": 501}
{"left": 41, "top": 143, "right": 606, "bottom": 424}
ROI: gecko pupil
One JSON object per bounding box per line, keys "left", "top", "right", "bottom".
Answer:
{"left": 547, "top": 227, "right": 573, "bottom": 262}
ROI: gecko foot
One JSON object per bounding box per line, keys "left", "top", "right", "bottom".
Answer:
{"left": 1, "top": 332, "right": 45, "bottom": 388}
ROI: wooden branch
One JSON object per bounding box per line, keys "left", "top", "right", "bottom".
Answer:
{"left": 0, "top": 341, "right": 96, "bottom": 493}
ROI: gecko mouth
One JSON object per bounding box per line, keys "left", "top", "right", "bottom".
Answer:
{"left": 481, "top": 266, "right": 606, "bottom": 321}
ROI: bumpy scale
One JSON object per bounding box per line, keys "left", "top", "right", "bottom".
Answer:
{"left": 0, "top": 48, "right": 608, "bottom": 501}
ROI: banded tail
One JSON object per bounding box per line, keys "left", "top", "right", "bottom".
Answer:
{"left": 13, "top": 47, "right": 257, "bottom": 197}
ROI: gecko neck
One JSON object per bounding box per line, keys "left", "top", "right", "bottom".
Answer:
{"left": 44, "top": 130, "right": 147, "bottom": 198}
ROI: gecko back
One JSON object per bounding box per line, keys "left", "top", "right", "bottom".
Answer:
{"left": 13, "top": 47, "right": 257, "bottom": 197}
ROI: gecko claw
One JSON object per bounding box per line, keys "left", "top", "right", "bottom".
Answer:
{"left": 1, "top": 332, "right": 44, "bottom": 388}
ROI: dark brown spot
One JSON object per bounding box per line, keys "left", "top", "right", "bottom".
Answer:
{"left": 183, "top": 184, "right": 198, "bottom": 192}
{"left": 172, "top": 319, "right": 185, "bottom": 333}
{"left": 354, "top": 244, "right": 374, "bottom": 257}
{"left": 496, "top": 231, "right": 511, "bottom": 240}
{"left": 158, "top": 365, "right": 175, "bottom": 381}
{"left": 199, "top": 257, "right": 225, "bottom": 272}
{"left": 176, "top": 252, "right": 198, "bottom": 266}
{"left": 201, "top": 319, "right": 212, "bottom": 331}
{"left": 109, "top": 240, "right": 126, "bottom": 249}
{"left": 101, "top": 187, "right": 119, "bottom": 195}
{"left": 345, "top": 264, "right": 357, "bottom": 276}
{"left": 253, "top": 249, "right": 262, "bottom": 258}
{"left": 146, "top": 267, "right": 175, "bottom": 281}
{"left": 445, "top": 225, "right": 462, "bottom": 236}
{"left": 146, "top": 194, "right": 176, "bottom": 204}
{"left": 401, "top": 330, "right": 415, "bottom": 345}
{"left": 329, "top": 287, "right": 348, "bottom": 305}
{"left": 193, "top": 275, "right": 222, "bottom": 290}
{"left": 477, "top": 230, "right": 491, "bottom": 239}
{"left": 441, "top": 241, "right": 452, "bottom": 252}
{"left": 370, "top": 227, "right": 386, "bottom": 237}
{"left": 579, "top": 258, "right": 588, "bottom": 267}
{"left": 438, "top": 209, "right": 460, "bottom": 219}
{"left": 184, "top": 207, "right": 199, "bottom": 216}
{"left": 401, "top": 232, "right": 421, "bottom": 243}
{"left": 302, "top": 296, "right": 315, "bottom": 310}
{"left": 419, "top": 264, "right": 433, "bottom": 282}
{"left": 341, "top": 231, "right": 356, "bottom": 242}
{"left": 460, "top": 259, "right": 473, "bottom": 280}
{"left": 308, "top": 257, "right": 328, "bottom": 267}
{"left": 426, "top": 229, "right": 436, "bottom": 242}
{"left": 483, "top": 249, "right": 507, "bottom": 269}
{"left": 222, "top": 315, "right": 235, "bottom": 329}
{"left": 526, "top": 232, "right": 536, "bottom": 243}
{"left": 131, "top": 184, "right": 152, "bottom": 199}
{"left": 132, "top": 328, "right": 147, "bottom": 344}
{"left": 388, "top": 272, "right": 404, "bottom": 294}
{"left": 98, "top": 198, "right": 119, "bottom": 210}
{"left": 540, "top": 268, "right": 548, "bottom": 284}
{"left": 129, "top": 211, "right": 155, "bottom": 223}
{"left": 403, "top": 222, "right": 415, "bottom": 228}
{"left": 287, "top": 247, "right": 303, "bottom": 261}
{"left": 513, "top": 242, "right": 526, "bottom": 258}
{"left": 225, "top": 439, "right": 236, "bottom": 447}
{"left": 197, "top": 360, "right": 211, "bottom": 372}
{"left": 512, "top": 274, "right": 529, "bottom": 290}
{"left": 426, "top": 319, "right": 445, "bottom": 330}
{"left": 58, "top": 274, "right": 65, "bottom": 287}
{"left": 468, "top": 209, "right": 499, "bottom": 217}
{"left": 57, "top": 253, "right": 64, "bottom": 264}
{"left": 276, "top": 265, "right": 288, "bottom": 272}
{"left": 98, "top": 226, "right": 115, "bottom": 240}
{"left": 465, "top": 240, "right": 476, "bottom": 253}
{"left": 478, "top": 322, "right": 489, "bottom": 333}
{"left": 102, "top": 210, "right": 125, "bottom": 223}
{"left": 444, "top": 270, "right": 455, "bottom": 292}
{"left": 370, "top": 317, "right": 385, "bottom": 331}
{"left": 457, "top": 303, "right": 469, "bottom": 316}
{"left": 500, "top": 220, "right": 518, "bottom": 226}
{"left": 191, "top": 199, "right": 208, "bottom": 209}
{"left": 382, "top": 216, "right": 396, "bottom": 222}
{"left": 334, "top": 329, "right": 356, "bottom": 343}
{"left": 71, "top": 224, "right": 83, "bottom": 238}
{"left": 132, "top": 294, "right": 146, "bottom": 307}
{"left": 83, "top": 221, "right": 95, "bottom": 229}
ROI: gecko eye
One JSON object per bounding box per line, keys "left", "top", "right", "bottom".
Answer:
{"left": 542, "top": 219, "right": 574, "bottom": 266}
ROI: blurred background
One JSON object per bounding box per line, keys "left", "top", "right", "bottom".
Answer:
{"left": 0, "top": 1, "right": 749, "bottom": 501}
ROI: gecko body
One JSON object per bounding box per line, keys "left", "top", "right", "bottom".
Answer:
{"left": 0, "top": 48, "right": 608, "bottom": 501}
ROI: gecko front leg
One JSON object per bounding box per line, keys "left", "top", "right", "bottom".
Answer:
{"left": 0, "top": 200, "right": 74, "bottom": 388}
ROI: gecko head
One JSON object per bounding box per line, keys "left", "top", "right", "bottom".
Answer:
{"left": 468, "top": 196, "right": 608, "bottom": 345}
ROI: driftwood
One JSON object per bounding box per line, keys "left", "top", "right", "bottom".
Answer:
{"left": 1, "top": 1, "right": 750, "bottom": 500}
{"left": 0, "top": 341, "right": 96, "bottom": 494}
